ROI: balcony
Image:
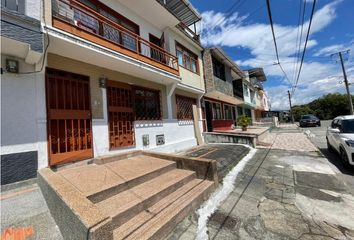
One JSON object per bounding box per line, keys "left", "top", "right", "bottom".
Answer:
{"left": 52, "top": 0, "right": 179, "bottom": 76}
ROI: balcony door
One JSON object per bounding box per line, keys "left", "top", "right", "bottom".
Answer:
{"left": 107, "top": 81, "right": 135, "bottom": 149}
{"left": 46, "top": 68, "right": 93, "bottom": 166}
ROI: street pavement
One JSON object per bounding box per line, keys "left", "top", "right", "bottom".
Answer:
{"left": 299, "top": 120, "right": 354, "bottom": 196}
{"left": 169, "top": 124, "right": 354, "bottom": 240}
{"left": 1, "top": 181, "right": 63, "bottom": 240}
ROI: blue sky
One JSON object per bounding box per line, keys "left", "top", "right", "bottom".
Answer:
{"left": 190, "top": 0, "right": 354, "bottom": 110}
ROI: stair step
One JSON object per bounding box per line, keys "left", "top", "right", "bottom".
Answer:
{"left": 89, "top": 157, "right": 177, "bottom": 203}
{"left": 119, "top": 180, "right": 214, "bottom": 240}
{"left": 113, "top": 179, "right": 204, "bottom": 239}
{"left": 97, "top": 169, "right": 196, "bottom": 228}
{"left": 58, "top": 156, "right": 177, "bottom": 203}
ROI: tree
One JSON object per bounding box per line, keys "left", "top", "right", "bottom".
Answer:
{"left": 293, "top": 93, "right": 354, "bottom": 120}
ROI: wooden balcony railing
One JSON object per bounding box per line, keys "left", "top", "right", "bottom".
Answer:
{"left": 52, "top": 0, "right": 179, "bottom": 75}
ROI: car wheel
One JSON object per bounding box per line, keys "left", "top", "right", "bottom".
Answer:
{"left": 318, "top": 122, "right": 321, "bottom": 127}
{"left": 340, "top": 148, "right": 350, "bottom": 166}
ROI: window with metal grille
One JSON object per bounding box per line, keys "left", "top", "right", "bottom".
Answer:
{"left": 134, "top": 87, "right": 161, "bottom": 120}
{"left": 176, "top": 95, "right": 196, "bottom": 120}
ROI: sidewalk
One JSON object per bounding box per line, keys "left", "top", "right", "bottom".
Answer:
{"left": 169, "top": 126, "right": 354, "bottom": 240}
{"left": 1, "top": 181, "right": 63, "bottom": 240}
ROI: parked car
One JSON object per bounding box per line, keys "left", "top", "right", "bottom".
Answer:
{"left": 326, "top": 115, "right": 354, "bottom": 166}
{"left": 299, "top": 114, "right": 321, "bottom": 127}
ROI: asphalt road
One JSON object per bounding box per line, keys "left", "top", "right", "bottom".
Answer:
{"left": 299, "top": 120, "right": 354, "bottom": 195}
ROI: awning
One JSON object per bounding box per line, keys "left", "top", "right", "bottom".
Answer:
{"left": 157, "top": 0, "right": 201, "bottom": 26}
{"left": 204, "top": 91, "right": 244, "bottom": 106}
{"left": 247, "top": 68, "right": 266, "bottom": 81}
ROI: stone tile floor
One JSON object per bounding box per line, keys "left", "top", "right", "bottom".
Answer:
{"left": 168, "top": 126, "right": 354, "bottom": 240}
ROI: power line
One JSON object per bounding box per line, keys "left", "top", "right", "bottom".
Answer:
{"left": 292, "top": 0, "right": 317, "bottom": 95}
{"left": 265, "top": 0, "right": 293, "bottom": 87}
{"left": 292, "top": 0, "right": 306, "bottom": 87}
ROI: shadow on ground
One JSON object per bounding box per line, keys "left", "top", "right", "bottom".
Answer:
{"left": 318, "top": 147, "right": 354, "bottom": 176}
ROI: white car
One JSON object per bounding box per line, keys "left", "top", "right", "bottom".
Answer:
{"left": 326, "top": 115, "right": 354, "bottom": 166}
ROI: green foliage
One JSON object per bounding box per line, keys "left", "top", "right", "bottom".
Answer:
{"left": 237, "top": 115, "right": 252, "bottom": 127}
{"left": 292, "top": 93, "right": 354, "bottom": 121}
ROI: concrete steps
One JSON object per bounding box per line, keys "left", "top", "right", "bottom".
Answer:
{"left": 97, "top": 169, "right": 196, "bottom": 228}
{"left": 39, "top": 151, "right": 217, "bottom": 240}
{"left": 113, "top": 178, "right": 212, "bottom": 239}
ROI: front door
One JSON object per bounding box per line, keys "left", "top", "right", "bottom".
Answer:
{"left": 107, "top": 81, "right": 135, "bottom": 149}
{"left": 205, "top": 101, "right": 213, "bottom": 132}
{"left": 46, "top": 68, "right": 93, "bottom": 166}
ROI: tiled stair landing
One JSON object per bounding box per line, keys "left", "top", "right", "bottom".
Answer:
{"left": 38, "top": 151, "right": 217, "bottom": 240}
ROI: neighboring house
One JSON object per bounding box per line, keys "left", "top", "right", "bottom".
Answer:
{"left": 1, "top": 0, "right": 45, "bottom": 185}
{"left": 202, "top": 48, "right": 245, "bottom": 132}
{"left": 248, "top": 68, "right": 268, "bottom": 121}
{"left": 1, "top": 0, "right": 205, "bottom": 183}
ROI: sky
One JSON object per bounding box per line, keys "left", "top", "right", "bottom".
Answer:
{"left": 190, "top": 0, "right": 354, "bottom": 110}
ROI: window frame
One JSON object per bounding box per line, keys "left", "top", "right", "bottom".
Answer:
{"left": 175, "top": 41, "right": 199, "bottom": 74}
{"left": 133, "top": 86, "right": 162, "bottom": 120}
{"left": 223, "top": 104, "right": 234, "bottom": 120}
{"left": 175, "top": 94, "right": 196, "bottom": 120}
{"left": 212, "top": 57, "right": 226, "bottom": 81}
{"left": 212, "top": 102, "right": 223, "bottom": 120}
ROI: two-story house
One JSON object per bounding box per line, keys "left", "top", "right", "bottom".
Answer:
{"left": 248, "top": 68, "right": 268, "bottom": 121}
{"left": 1, "top": 0, "right": 45, "bottom": 185}
{"left": 1, "top": 0, "right": 205, "bottom": 183}
{"left": 201, "top": 48, "right": 245, "bottom": 132}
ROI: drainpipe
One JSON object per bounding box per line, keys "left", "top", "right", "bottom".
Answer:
{"left": 166, "top": 83, "right": 177, "bottom": 119}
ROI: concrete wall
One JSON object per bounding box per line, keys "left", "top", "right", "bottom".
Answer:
{"left": 1, "top": 55, "right": 47, "bottom": 184}
{"left": 26, "top": 0, "right": 41, "bottom": 20}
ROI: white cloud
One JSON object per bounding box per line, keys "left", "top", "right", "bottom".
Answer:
{"left": 199, "top": 0, "right": 350, "bottom": 110}
{"left": 313, "top": 44, "right": 346, "bottom": 56}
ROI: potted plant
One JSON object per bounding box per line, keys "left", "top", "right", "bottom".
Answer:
{"left": 237, "top": 115, "right": 251, "bottom": 131}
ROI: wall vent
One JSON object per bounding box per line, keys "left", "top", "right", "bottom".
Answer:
{"left": 156, "top": 135, "right": 165, "bottom": 146}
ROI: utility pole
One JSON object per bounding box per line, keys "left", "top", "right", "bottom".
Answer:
{"left": 332, "top": 50, "right": 353, "bottom": 115}
{"left": 287, "top": 90, "right": 294, "bottom": 123}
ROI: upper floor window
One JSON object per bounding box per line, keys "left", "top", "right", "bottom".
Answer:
{"left": 1, "top": 0, "right": 25, "bottom": 14}
{"left": 212, "top": 57, "right": 225, "bottom": 81}
{"left": 176, "top": 42, "right": 199, "bottom": 74}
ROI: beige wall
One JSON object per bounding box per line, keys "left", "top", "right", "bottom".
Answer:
{"left": 164, "top": 28, "right": 204, "bottom": 91}
{"left": 47, "top": 53, "right": 168, "bottom": 119}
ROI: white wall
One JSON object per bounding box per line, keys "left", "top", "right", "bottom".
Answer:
{"left": 92, "top": 88, "right": 197, "bottom": 157}
{"left": 26, "top": 0, "right": 41, "bottom": 20}
{"left": 1, "top": 55, "right": 48, "bottom": 169}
